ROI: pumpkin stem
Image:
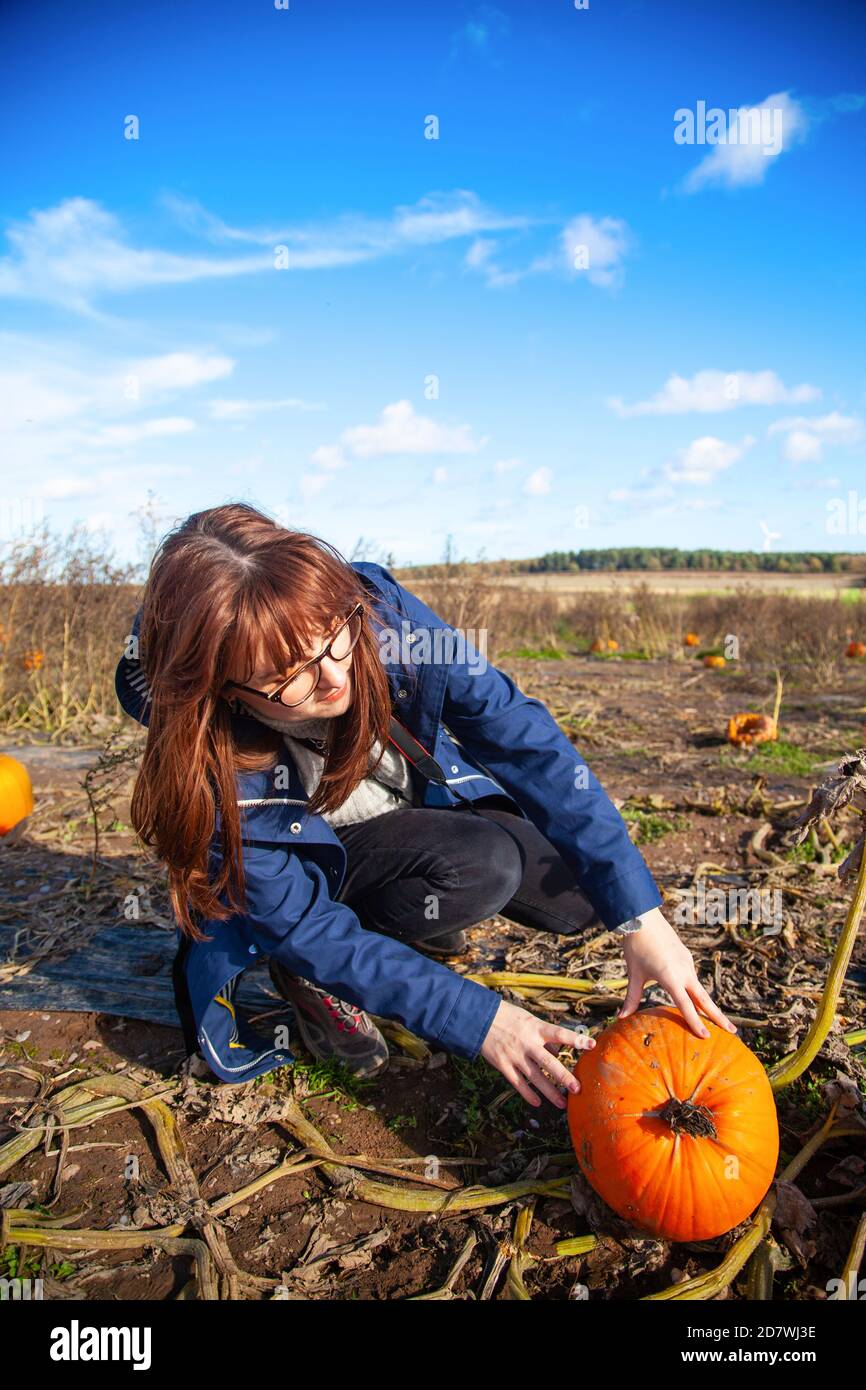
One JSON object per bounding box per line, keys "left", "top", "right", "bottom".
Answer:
{"left": 658, "top": 1097, "right": 718, "bottom": 1139}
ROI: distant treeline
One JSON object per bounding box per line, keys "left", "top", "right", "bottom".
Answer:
{"left": 526, "top": 549, "right": 866, "bottom": 574}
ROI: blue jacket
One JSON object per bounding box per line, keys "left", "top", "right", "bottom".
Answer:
{"left": 115, "top": 561, "right": 661, "bottom": 1083}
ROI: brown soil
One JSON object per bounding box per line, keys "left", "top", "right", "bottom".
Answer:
{"left": 2, "top": 656, "right": 865, "bottom": 1300}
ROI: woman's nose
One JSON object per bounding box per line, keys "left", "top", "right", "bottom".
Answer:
{"left": 319, "top": 652, "right": 351, "bottom": 686}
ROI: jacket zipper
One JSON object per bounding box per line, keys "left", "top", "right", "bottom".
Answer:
{"left": 237, "top": 797, "right": 308, "bottom": 807}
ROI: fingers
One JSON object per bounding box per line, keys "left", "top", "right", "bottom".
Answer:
{"left": 501, "top": 1062, "right": 544, "bottom": 1108}
{"left": 617, "top": 972, "right": 645, "bottom": 1020}
{"left": 689, "top": 980, "right": 737, "bottom": 1033}
{"left": 540, "top": 1023, "right": 596, "bottom": 1051}
{"left": 669, "top": 986, "right": 710, "bottom": 1039}
{"left": 519, "top": 1056, "right": 571, "bottom": 1110}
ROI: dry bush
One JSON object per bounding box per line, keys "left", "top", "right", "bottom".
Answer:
{"left": 2, "top": 523, "right": 863, "bottom": 745}
{"left": 0, "top": 523, "right": 140, "bottom": 739}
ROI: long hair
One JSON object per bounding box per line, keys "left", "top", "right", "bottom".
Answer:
{"left": 129, "top": 503, "right": 407, "bottom": 939}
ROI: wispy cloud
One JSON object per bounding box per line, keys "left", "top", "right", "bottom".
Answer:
{"left": 768, "top": 411, "right": 864, "bottom": 462}
{"left": 609, "top": 434, "right": 754, "bottom": 504}
{"left": 164, "top": 188, "right": 529, "bottom": 253}
{"left": 208, "top": 397, "right": 325, "bottom": 420}
{"left": 0, "top": 192, "right": 538, "bottom": 312}
{"left": 0, "top": 336, "right": 234, "bottom": 506}
{"left": 0, "top": 200, "right": 267, "bottom": 313}
{"left": 523, "top": 466, "right": 552, "bottom": 496}
{"left": 448, "top": 4, "right": 511, "bottom": 65}
{"left": 465, "top": 213, "right": 634, "bottom": 290}
{"left": 678, "top": 92, "right": 808, "bottom": 193}
{"left": 608, "top": 369, "right": 820, "bottom": 417}
{"left": 308, "top": 400, "right": 487, "bottom": 478}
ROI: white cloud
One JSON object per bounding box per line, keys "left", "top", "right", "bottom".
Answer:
{"left": 166, "top": 188, "right": 528, "bottom": 252}
{"left": 130, "top": 353, "right": 234, "bottom": 394}
{"left": 312, "top": 400, "right": 487, "bottom": 471}
{"left": 679, "top": 92, "right": 808, "bottom": 193}
{"left": 664, "top": 434, "right": 753, "bottom": 484}
{"left": 0, "top": 192, "right": 535, "bottom": 312}
{"left": 208, "top": 397, "right": 324, "bottom": 420}
{"left": 608, "top": 434, "right": 753, "bottom": 505}
{"left": 557, "top": 215, "right": 633, "bottom": 289}
{"left": 523, "top": 466, "right": 552, "bottom": 496}
{"left": 298, "top": 473, "right": 335, "bottom": 500}
{"left": 309, "top": 444, "right": 351, "bottom": 471}
{"left": 465, "top": 213, "right": 634, "bottom": 290}
{"left": 87, "top": 417, "right": 196, "bottom": 449}
{"left": 609, "top": 369, "right": 820, "bottom": 417}
{"left": 0, "top": 336, "right": 235, "bottom": 506}
{"left": 768, "top": 411, "right": 864, "bottom": 462}
{"left": 494, "top": 457, "right": 522, "bottom": 474}
{"left": 0, "top": 200, "right": 268, "bottom": 313}
{"left": 432, "top": 466, "right": 449, "bottom": 484}
{"left": 40, "top": 475, "right": 99, "bottom": 500}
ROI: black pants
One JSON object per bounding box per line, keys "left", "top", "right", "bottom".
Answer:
{"left": 333, "top": 795, "right": 601, "bottom": 945}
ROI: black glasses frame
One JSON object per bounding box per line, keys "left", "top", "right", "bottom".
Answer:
{"left": 226, "top": 602, "right": 364, "bottom": 708}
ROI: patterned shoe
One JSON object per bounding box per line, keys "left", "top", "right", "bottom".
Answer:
{"left": 268, "top": 960, "right": 390, "bottom": 1078}
{"left": 415, "top": 928, "right": 467, "bottom": 958}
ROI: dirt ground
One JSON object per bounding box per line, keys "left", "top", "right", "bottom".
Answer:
{"left": 2, "top": 654, "right": 865, "bottom": 1300}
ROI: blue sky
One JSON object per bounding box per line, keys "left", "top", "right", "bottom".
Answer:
{"left": 1, "top": 0, "right": 864, "bottom": 566}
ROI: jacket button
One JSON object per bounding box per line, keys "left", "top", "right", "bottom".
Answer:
{"left": 397, "top": 689, "right": 407, "bottom": 700}
{"left": 249, "top": 944, "right": 258, "bottom": 955}
{"left": 290, "top": 822, "right": 302, "bottom": 834}
{"left": 451, "top": 765, "right": 459, "bottom": 773}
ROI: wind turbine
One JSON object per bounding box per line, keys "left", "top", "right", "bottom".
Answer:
{"left": 759, "top": 520, "right": 782, "bottom": 552}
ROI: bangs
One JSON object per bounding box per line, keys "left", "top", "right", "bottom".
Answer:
{"left": 217, "top": 563, "right": 365, "bottom": 690}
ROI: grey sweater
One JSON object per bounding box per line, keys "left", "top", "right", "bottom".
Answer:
{"left": 243, "top": 705, "right": 414, "bottom": 828}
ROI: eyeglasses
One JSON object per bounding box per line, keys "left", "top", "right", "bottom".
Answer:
{"left": 227, "top": 602, "right": 364, "bottom": 709}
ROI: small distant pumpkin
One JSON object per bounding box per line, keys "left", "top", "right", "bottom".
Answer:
{"left": 846, "top": 640, "right": 866, "bottom": 659}
{"left": 21, "top": 649, "right": 44, "bottom": 671}
{"left": 0, "top": 754, "right": 34, "bottom": 837}
{"left": 606, "top": 638, "right": 619, "bottom": 651}
{"left": 703, "top": 654, "right": 726, "bottom": 669}
{"left": 727, "top": 712, "right": 777, "bottom": 747}
{"left": 590, "top": 638, "right": 605, "bottom": 654}
{"left": 683, "top": 632, "right": 700, "bottom": 647}
{"left": 567, "top": 1007, "right": 779, "bottom": 1241}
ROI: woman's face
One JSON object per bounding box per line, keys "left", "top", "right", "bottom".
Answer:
{"left": 226, "top": 618, "right": 354, "bottom": 724}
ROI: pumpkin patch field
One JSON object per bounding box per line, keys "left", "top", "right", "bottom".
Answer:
{"left": 1, "top": 561, "right": 865, "bottom": 1301}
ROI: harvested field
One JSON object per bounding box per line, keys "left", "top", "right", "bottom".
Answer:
{"left": 2, "top": 631, "right": 865, "bottom": 1301}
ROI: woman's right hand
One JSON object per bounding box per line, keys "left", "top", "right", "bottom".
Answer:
{"left": 479, "top": 998, "right": 595, "bottom": 1109}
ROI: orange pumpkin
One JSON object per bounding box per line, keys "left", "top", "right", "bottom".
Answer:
{"left": 703, "top": 654, "right": 726, "bottom": 670}
{"left": 590, "top": 639, "right": 605, "bottom": 654}
{"left": 606, "top": 639, "right": 619, "bottom": 652}
{"left": 568, "top": 1007, "right": 779, "bottom": 1241}
{"left": 21, "top": 649, "right": 44, "bottom": 671}
{"left": 683, "top": 632, "right": 700, "bottom": 647}
{"left": 846, "top": 641, "right": 866, "bottom": 659}
{"left": 727, "top": 712, "right": 777, "bottom": 747}
{"left": 0, "top": 754, "right": 35, "bottom": 836}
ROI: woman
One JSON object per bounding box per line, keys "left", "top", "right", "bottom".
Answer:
{"left": 116, "top": 503, "right": 734, "bottom": 1110}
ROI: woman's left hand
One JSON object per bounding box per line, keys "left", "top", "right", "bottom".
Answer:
{"left": 618, "top": 907, "right": 737, "bottom": 1039}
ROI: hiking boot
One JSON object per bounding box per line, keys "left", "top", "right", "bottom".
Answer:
{"left": 268, "top": 960, "right": 390, "bottom": 1078}
{"left": 415, "top": 928, "right": 467, "bottom": 958}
